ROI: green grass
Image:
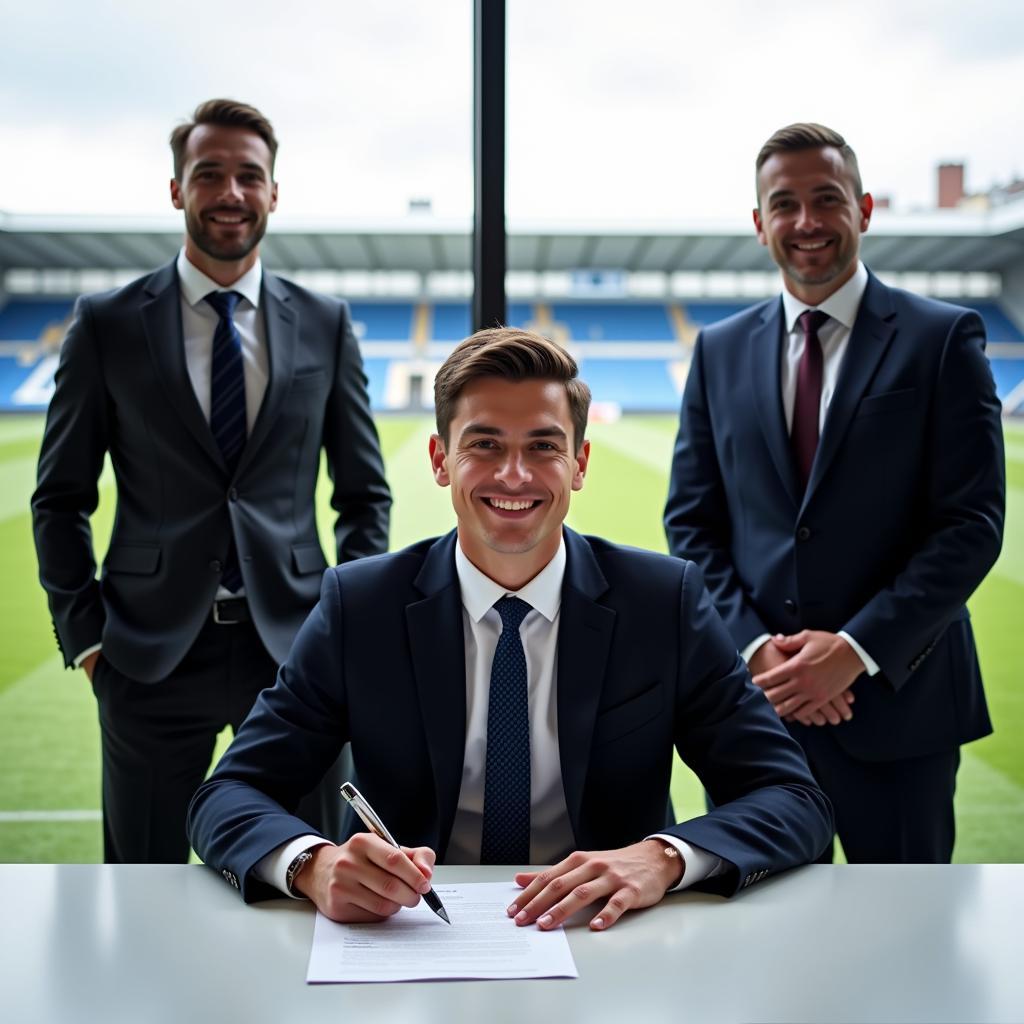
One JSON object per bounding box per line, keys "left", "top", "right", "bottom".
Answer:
{"left": 1, "top": 413, "right": 1022, "bottom": 863}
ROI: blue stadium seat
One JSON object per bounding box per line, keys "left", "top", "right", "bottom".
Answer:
{"left": 578, "top": 358, "right": 680, "bottom": 410}
{"left": 347, "top": 303, "right": 414, "bottom": 341}
{"left": 960, "top": 302, "right": 1024, "bottom": 343}
{"left": 551, "top": 304, "right": 673, "bottom": 341}
{"left": 0, "top": 299, "right": 74, "bottom": 341}
{"left": 682, "top": 302, "right": 750, "bottom": 329}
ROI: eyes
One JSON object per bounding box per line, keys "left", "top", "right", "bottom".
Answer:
{"left": 467, "top": 438, "right": 560, "bottom": 453}
{"left": 770, "top": 192, "right": 845, "bottom": 214}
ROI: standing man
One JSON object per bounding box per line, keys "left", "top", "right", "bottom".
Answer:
{"left": 665, "top": 123, "right": 1005, "bottom": 862}
{"left": 32, "top": 99, "right": 391, "bottom": 863}
{"left": 188, "top": 328, "right": 832, "bottom": 930}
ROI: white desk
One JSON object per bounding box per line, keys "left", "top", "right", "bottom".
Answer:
{"left": 2, "top": 864, "right": 1022, "bottom": 1023}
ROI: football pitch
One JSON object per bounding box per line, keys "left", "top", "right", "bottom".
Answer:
{"left": 1, "top": 413, "right": 1022, "bottom": 863}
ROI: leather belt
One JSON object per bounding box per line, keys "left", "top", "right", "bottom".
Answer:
{"left": 211, "top": 597, "right": 250, "bottom": 625}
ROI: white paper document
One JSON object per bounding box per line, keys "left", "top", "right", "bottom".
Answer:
{"left": 306, "top": 881, "right": 579, "bottom": 983}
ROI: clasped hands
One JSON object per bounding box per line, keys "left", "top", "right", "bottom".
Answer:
{"left": 295, "top": 833, "right": 683, "bottom": 931}
{"left": 750, "top": 630, "right": 864, "bottom": 726}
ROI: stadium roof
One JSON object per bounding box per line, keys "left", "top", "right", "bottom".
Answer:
{"left": 2, "top": 204, "right": 1023, "bottom": 275}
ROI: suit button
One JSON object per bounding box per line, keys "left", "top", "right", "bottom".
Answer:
{"left": 784, "top": 599, "right": 797, "bottom": 615}
{"left": 209, "top": 560, "right": 222, "bottom": 573}
{"left": 796, "top": 526, "right": 811, "bottom": 542}
{"left": 228, "top": 488, "right": 238, "bottom": 502}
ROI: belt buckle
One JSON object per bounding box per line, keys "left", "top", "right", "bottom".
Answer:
{"left": 213, "top": 599, "right": 240, "bottom": 625}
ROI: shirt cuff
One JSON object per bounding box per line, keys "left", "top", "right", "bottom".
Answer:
{"left": 838, "top": 630, "right": 880, "bottom": 676}
{"left": 73, "top": 643, "right": 102, "bottom": 668}
{"left": 647, "top": 834, "right": 724, "bottom": 892}
{"left": 253, "top": 835, "right": 333, "bottom": 898}
{"left": 740, "top": 634, "right": 772, "bottom": 665}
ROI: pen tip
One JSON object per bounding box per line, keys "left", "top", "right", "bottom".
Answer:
{"left": 438, "top": 909, "right": 452, "bottom": 925}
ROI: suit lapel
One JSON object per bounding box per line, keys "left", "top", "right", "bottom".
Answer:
{"left": 556, "top": 529, "right": 616, "bottom": 843}
{"left": 804, "top": 273, "right": 897, "bottom": 503}
{"left": 750, "top": 298, "right": 800, "bottom": 508}
{"left": 405, "top": 532, "right": 467, "bottom": 858}
{"left": 237, "top": 273, "right": 296, "bottom": 477}
{"left": 140, "top": 261, "right": 226, "bottom": 471}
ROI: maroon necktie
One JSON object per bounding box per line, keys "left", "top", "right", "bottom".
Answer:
{"left": 792, "top": 310, "right": 829, "bottom": 491}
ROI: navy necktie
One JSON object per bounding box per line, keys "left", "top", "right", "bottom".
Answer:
{"left": 205, "top": 291, "right": 246, "bottom": 592}
{"left": 792, "top": 309, "right": 829, "bottom": 492}
{"left": 480, "top": 596, "right": 532, "bottom": 865}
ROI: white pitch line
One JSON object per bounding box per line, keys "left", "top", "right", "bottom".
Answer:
{"left": 0, "top": 810, "right": 101, "bottom": 822}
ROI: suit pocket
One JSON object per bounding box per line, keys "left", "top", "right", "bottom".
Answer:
{"left": 104, "top": 544, "right": 161, "bottom": 575}
{"left": 855, "top": 387, "right": 917, "bottom": 418}
{"left": 290, "top": 370, "right": 327, "bottom": 392}
{"left": 292, "top": 542, "right": 328, "bottom": 575}
{"left": 592, "top": 683, "right": 663, "bottom": 748}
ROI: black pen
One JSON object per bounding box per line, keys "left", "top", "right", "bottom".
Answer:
{"left": 340, "top": 781, "right": 451, "bottom": 924}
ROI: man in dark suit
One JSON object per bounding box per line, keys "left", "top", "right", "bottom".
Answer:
{"left": 188, "top": 327, "right": 832, "bottom": 932}
{"left": 664, "top": 123, "right": 1005, "bottom": 863}
{"left": 32, "top": 99, "right": 391, "bottom": 864}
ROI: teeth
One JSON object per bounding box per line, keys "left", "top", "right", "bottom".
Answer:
{"left": 794, "top": 240, "right": 829, "bottom": 250}
{"left": 211, "top": 215, "right": 244, "bottom": 223}
{"left": 489, "top": 498, "right": 535, "bottom": 511}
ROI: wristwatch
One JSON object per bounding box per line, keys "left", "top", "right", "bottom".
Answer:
{"left": 285, "top": 849, "right": 314, "bottom": 894}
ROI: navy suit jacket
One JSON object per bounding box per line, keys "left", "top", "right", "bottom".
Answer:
{"left": 665, "top": 271, "right": 1005, "bottom": 761}
{"left": 188, "top": 528, "right": 833, "bottom": 902}
{"left": 32, "top": 260, "right": 391, "bottom": 680}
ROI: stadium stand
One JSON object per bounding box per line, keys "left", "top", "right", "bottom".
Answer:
{"left": 550, "top": 303, "right": 673, "bottom": 341}
{"left": 2, "top": 295, "right": 1023, "bottom": 413}
{"left": 0, "top": 298, "right": 73, "bottom": 341}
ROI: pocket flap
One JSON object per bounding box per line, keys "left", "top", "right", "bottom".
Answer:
{"left": 292, "top": 542, "right": 328, "bottom": 575}
{"left": 856, "top": 387, "right": 917, "bottom": 417}
{"left": 592, "top": 683, "right": 663, "bottom": 747}
{"left": 105, "top": 544, "right": 161, "bottom": 575}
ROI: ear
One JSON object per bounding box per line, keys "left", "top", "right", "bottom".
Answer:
{"left": 752, "top": 206, "right": 766, "bottom": 246}
{"left": 269, "top": 181, "right": 279, "bottom": 213}
{"left": 429, "top": 434, "right": 450, "bottom": 487}
{"left": 858, "top": 192, "right": 874, "bottom": 233}
{"left": 170, "top": 178, "right": 183, "bottom": 210}
{"left": 571, "top": 439, "right": 590, "bottom": 492}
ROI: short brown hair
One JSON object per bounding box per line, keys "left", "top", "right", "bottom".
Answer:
{"left": 755, "top": 122, "right": 862, "bottom": 201}
{"left": 434, "top": 328, "right": 591, "bottom": 452}
{"left": 170, "top": 99, "right": 278, "bottom": 179}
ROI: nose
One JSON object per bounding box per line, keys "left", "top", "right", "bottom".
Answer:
{"left": 794, "top": 203, "right": 821, "bottom": 232}
{"left": 495, "top": 450, "right": 532, "bottom": 488}
{"left": 218, "top": 177, "right": 245, "bottom": 204}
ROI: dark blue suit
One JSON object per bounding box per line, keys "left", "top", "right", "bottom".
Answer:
{"left": 188, "top": 528, "right": 833, "bottom": 901}
{"left": 665, "top": 272, "right": 1005, "bottom": 860}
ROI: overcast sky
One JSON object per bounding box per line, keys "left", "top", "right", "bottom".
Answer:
{"left": 1, "top": 0, "right": 1022, "bottom": 222}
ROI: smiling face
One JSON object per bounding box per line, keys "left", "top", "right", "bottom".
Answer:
{"left": 429, "top": 376, "right": 589, "bottom": 590}
{"left": 170, "top": 123, "right": 278, "bottom": 285}
{"left": 753, "top": 146, "right": 873, "bottom": 306}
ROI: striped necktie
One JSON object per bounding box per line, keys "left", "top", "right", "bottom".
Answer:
{"left": 480, "top": 596, "right": 532, "bottom": 865}
{"left": 205, "top": 290, "right": 246, "bottom": 592}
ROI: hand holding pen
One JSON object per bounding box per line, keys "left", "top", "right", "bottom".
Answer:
{"left": 289, "top": 783, "right": 445, "bottom": 924}
{"left": 341, "top": 782, "right": 451, "bottom": 924}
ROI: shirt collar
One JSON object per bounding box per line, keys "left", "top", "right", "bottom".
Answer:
{"left": 176, "top": 248, "right": 263, "bottom": 310}
{"left": 455, "top": 535, "right": 565, "bottom": 624}
{"left": 781, "top": 260, "right": 868, "bottom": 333}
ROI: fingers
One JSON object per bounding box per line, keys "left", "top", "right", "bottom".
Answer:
{"left": 509, "top": 854, "right": 615, "bottom": 930}
{"left": 309, "top": 835, "right": 436, "bottom": 923}
{"left": 770, "top": 631, "right": 807, "bottom": 652}
{"left": 402, "top": 845, "right": 437, "bottom": 880}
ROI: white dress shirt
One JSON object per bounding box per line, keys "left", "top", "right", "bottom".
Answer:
{"left": 741, "top": 261, "right": 879, "bottom": 676}
{"left": 72, "top": 250, "right": 270, "bottom": 665}
{"left": 256, "top": 535, "right": 721, "bottom": 895}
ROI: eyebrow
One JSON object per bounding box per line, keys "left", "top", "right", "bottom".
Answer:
{"left": 460, "top": 423, "right": 568, "bottom": 440}
{"left": 191, "top": 159, "right": 267, "bottom": 176}
{"left": 768, "top": 183, "right": 844, "bottom": 202}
